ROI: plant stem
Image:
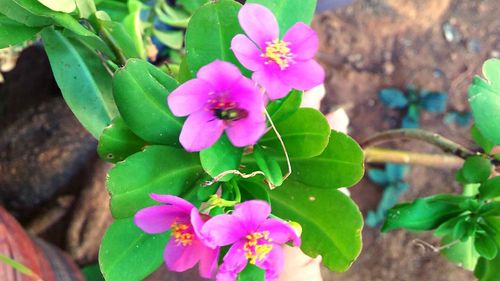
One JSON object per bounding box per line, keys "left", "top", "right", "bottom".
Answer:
{"left": 361, "top": 129, "right": 476, "bottom": 159}
{"left": 365, "top": 147, "right": 464, "bottom": 169}
{"left": 99, "top": 27, "right": 128, "bottom": 66}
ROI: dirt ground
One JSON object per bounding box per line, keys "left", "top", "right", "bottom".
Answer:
{"left": 1, "top": 0, "right": 499, "bottom": 280}
{"left": 316, "top": 0, "right": 499, "bottom": 280}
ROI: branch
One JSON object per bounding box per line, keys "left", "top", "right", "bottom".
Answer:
{"left": 365, "top": 147, "right": 464, "bottom": 169}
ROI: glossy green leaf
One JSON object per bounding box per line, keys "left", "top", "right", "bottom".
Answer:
{"left": 259, "top": 108, "right": 331, "bottom": 159}
{"left": 475, "top": 233, "right": 498, "bottom": 260}
{"left": 239, "top": 180, "right": 270, "bottom": 203}
{"left": 382, "top": 194, "right": 469, "bottom": 232}
{"left": 107, "top": 145, "right": 204, "bottom": 218}
{"left": 178, "top": 0, "right": 208, "bottom": 13}
{"left": 42, "top": 27, "right": 117, "bottom": 138}
{"left": 479, "top": 202, "right": 500, "bottom": 218}
{"left": 75, "top": 0, "right": 96, "bottom": 18}
{"left": 247, "top": 0, "right": 317, "bottom": 35}
{"left": 0, "top": 0, "right": 52, "bottom": 26}
{"left": 237, "top": 264, "right": 265, "bottom": 281}
{"left": 253, "top": 145, "right": 283, "bottom": 187}
{"left": 97, "top": 117, "right": 146, "bottom": 163}
{"left": 37, "top": 0, "right": 76, "bottom": 13}
{"left": 0, "top": 15, "right": 40, "bottom": 47}
{"left": 475, "top": 254, "right": 500, "bottom": 281}
{"left": 113, "top": 59, "right": 183, "bottom": 145}
{"left": 95, "top": 0, "right": 128, "bottom": 22}
{"left": 266, "top": 90, "right": 303, "bottom": 123}
{"left": 469, "top": 59, "right": 500, "bottom": 145}
{"left": 155, "top": 1, "right": 190, "bottom": 28}
{"left": 459, "top": 156, "right": 492, "bottom": 184}
{"left": 442, "top": 236, "right": 480, "bottom": 270}
{"left": 200, "top": 134, "right": 243, "bottom": 182}
{"left": 81, "top": 264, "right": 104, "bottom": 281}
{"left": 100, "top": 20, "right": 141, "bottom": 59}
{"left": 99, "top": 217, "right": 169, "bottom": 281}
{"left": 471, "top": 125, "right": 495, "bottom": 154}
{"left": 242, "top": 180, "right": 363, "bottom": 272}
{"left": 122, "top": 0, "right": 145, "bottom": 59}
{"left": 153, "top": 29, "right": 183, "bottom": 50}
{"left": 479, "top": 177, "right": 500, "bottom": 200}
{"left": 185, "top": 0, "right": 246, "bottom": 76}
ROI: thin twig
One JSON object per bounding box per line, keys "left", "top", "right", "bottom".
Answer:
{"left": 264, "top": 107, "right": 292, "bottom": 182}
{"left": 361, "top": 129, "right": 476, "bottom": 160}
{"left": 412, "top": 239, "right": 460, "bottom": 253}
{"left": 365, "top": 147, "right": 464, "bottom": 169}
{"left": 203, "top": 170, "right": 267, "bottom": 186}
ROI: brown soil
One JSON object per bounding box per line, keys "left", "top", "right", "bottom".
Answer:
{"left": 316, "top": 0, "right": 499, "bottom": 280}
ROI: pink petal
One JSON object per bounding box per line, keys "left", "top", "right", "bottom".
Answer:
{"left": 201, "top": 214, "right": 246, "bottom": 248}
{"left": 253, "top": 68, "right": 292, "bottom": 100}
{"left": 190, "top": 208, "right": 205, "bottom": 239}
{"left": 134, "top": 205, "right": 186, "bottom": 234}
{"left": 226, "top": 116, "right": 266, "bottom": 147}
{"left": 179, "top": 110, "right": 224, "bottom": 152}
{"left": 238, "top": 4, "right": 279, "bottom": 48}
{"left": 282, "top": 23, "right": 319, "bottom": 61}
{"left": 282, "top": 60, "right": 325, "bottom": 91}
{"left": 233, "top": 200, "right": 271, "bottom": 232}
{"left": 255, "top": 246, "right": 285, "bottom": 281}
{"left": 217, "top": 241, "right": 248, "bottom": 281}
{"left": 164, "top": 239, "right": 200, "bottom": 273}
{"left": 198, "top": 245, "right": 220, "bottom": 279}
{"left": 258, "top": 219, "right": 301, "bottom": 246}
{"left": 167, "top": 79, "right": 213, "bottom": 116}
{"left": 228, "top": 76, "right": 266, "bottom": 112}
{"left": 197, "top": 60, "right": 243, "bottom": 92}
{"left": 150, "top": 194, "right": 194, "bottom": 213}
{"left": 231, "top": 34, "right": 266, "bottom": 71}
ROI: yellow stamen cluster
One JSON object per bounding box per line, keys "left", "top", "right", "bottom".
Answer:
{"left": 171, "top": 222, "right": 194, "bottom": 246}
{"left": 243, "top": 231, "right": 273, "bottom": 264}
{"left": 262, "top": 39, "right": 294, "bottom": 70}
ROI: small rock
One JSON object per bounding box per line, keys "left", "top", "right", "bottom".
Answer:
{"left": 466, "top": 39, "right": 481, "bottom": 53}
{"left": 442, "top": 22, "right": 461, "bottom": 43}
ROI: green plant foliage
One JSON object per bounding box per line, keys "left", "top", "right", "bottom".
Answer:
{"left": 95, "top": 0, "right": 128, "bottom": 22}
{"left": 122, "top": 0, "right": 145, "bottom": 59}
{"left": 42, "top": 27, "right": 118, "bottom": 138}
{"left": 475, "top": 233, "right": 498, "bottom": 260}
{"left": 253, "top": 145, "right": 283, "bottom": 187}
{"left": 469, "top": 59, "right": 500, "bottom": 145}
{"left": 471, "top": 125, "right": 495, "bottom": 154}
{"left": 479, "top": 177, "right": 500, "bottom": 200}
{"left": 242, "top": 180, "right": 363, "bottom": 272}
{"left": 106, "top": 145, "right": 204, "bottom": 218}
{"left": 81, "top": 264, "right": 105, "bottom": 281}
{"left": 441, "top": 236, "right": 480, "bottom": 270}
{"left": 153, "top": 29, "right": 183, "bottom": 50}
{"left": 178, "top": 0, "right": 208, "bottom": 14}
{"left": 200, "top": 134, "right": 243, "bottom": 182}
{"left": 259, "top": 108, "right": 331, "bottom": 159}
{"left": 185, "top": 0, "right": 247, "bottom": 76}
{"left": 237, "top": 264, "right": 265, "bottom": 281}
{"left": 0, "top": 0, "right": 53, "bottom": 27}
{"left": 266, "top": 90, "right": 303, "bottom": 123}
{"left": 475, "top": 253, "right": 500, "bottom": 281}
{"left": 457, "top": 156, "right": 492, "bottom": 184}
{"left": 382, "top": 194, "right": 469, "bottom": 232}
{"left": 97, "top": 117, "right": 146, "bottom": 163}
{"left": 247, "top": 0, "right": 317, "bottom": 35}
{"left": 37, "top": 0, "right": 76, "bottom": 13}
{"left": 113, "top": 59, "right": 183, "bottom": 145}
{"left": 99, "top": 217, "right": 169, "bottom": 281}
{"left": 0, "top": 15, "right": 40, "bottom": 47}
{"left": 99, "top": 19, "right": 141, "bottom": 59}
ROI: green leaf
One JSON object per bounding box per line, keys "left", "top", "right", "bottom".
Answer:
{"left": 471, "top": 125, "right": 495, "bottom": 154}
{"left": 259, "top": 108, "right": 331, "bottom": 159}
{"left": 37, "top": 0, "right": 76, "bottom": 13}
{"left": 469, "top": 59, "right": 500, "bottom": 145}
{"left": 185, "top": 0, "right": 247, "bottom": 76}
{"left": 479, "top": 176, "right": 500, "bottom": 200}
{"left": 479, "top": 202, "right": 500, "bottom": 218}
{"left": 475, "top": 233, "right": 498, "bottom": 260}
{"left": 41, "top": 27, "right": 118, "bottom": 138}
{"left": 75, "top": 0, "right": 96, "bottom": 18}
{"left": 99, "top": 217, "right": 169, "bottom": 281}
{"left": 113, "top": 59, "right": 183, "bottom": 145}
{"left": 442, "top": 236, "right": 480, "bottom": 270}
{"left": 382, "top": 194, "right": 469, "bottom": 232}
{"left": 247, "top": 0, "right": 317, "bottom": 35}
{"left": 81, "top": 264, "right": 104, "bottom": 281}
{"left": 0, "top": 254, "right": 40, "bottom": 280}
{"left": 475, "top": 254, "right": 500, "bottom": 281}
{"left": 99, "top": 19, "right": 141, "bottom": 59}
{"left": 459, "top": 156, "right": 492, "bottom": 184}
{"left": 266, "top": 90, "right": 303, "bottom": 123}
{"left": 242, "top": 180, "right": 363, "bottom": 272}
{"left": 95, "top": 0, "right": 128, "bottom": 22}
{"left": 122, "top": 0, "right": 145, "bottom": 59}
{"left": 253, "top": 145, "right": 283, "bottom": 186}
{"left": 0, "top": 0, "right": 52, "bottom": 27}
{"left": 239, "top": 180, "right": 270, "bottom": 203}
{"left": 178, "top": 0, "right": 208, "bottom": 14}
{"left": 200, "top": 134, "right": 243, "bottom": 182}
{"left": 107, "top": 145, "right": 204, "bottom": 218}
{"left": 237, "top": 264, "right": 265, "bottom": 281}
{"left": 285, "top": 130, "right": 364, "bottom": 189}
{"left": 153, "top": 29, "right": 184, "bottom": 50}
{"left": 97, "top": 117, "right": 146, "bottom": 163}
{"left": 0, "top": 15, "right": 40, "bottom": 47}
{"left": 155, "top": 1, "right": 190, "bottom": 28}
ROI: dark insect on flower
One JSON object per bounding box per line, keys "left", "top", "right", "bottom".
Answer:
{"left": 213, "top": 108, "right": 249, "bottom": 121}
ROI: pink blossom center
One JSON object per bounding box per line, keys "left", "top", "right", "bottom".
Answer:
{"left": 261, "top": 39, "right": 295, "bottom": 70}
{"left": 206, "top": 95, "right": 248, "bottom": 122}
{"left": 243, "top": 231, "right": 273, "bottom": 264}
{"left": 171, "top": 221, "right": 195, "bottom": 246}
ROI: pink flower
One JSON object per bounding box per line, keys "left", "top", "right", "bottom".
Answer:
{"left": 167, "top": 60, "right": 267, "bottom": 152}
{"left": 231, "top": 4, "right": 325, "bottom": 100}
{"left": 134, "top": 194, "right": 219, "bottom": 279}
{"left": 201, "top": 200, "right": 301, "bottom": 281}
